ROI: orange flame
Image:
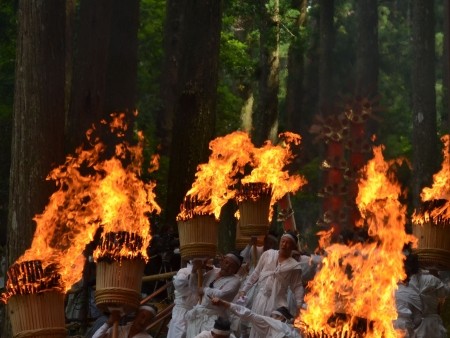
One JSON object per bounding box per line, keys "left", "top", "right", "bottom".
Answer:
{"left": 7, "top": 112, "right": 160, "bottom": 298}
{"left": 241, "top": 132, "right": 307, "bottom": 212}
{"left": 412, "top": 134, "right": 450, "bottom": 224}
{"left": 177, "top": 131, "right": 307, "bottom": 221}
{"left": 297, "top": 145, "right": 416, "bottom": 338}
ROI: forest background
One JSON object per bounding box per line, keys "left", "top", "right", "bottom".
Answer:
{"left": 0, "top": 0, "right": 449, "bottom": 336}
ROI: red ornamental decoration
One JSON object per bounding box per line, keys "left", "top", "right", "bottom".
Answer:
{"left": 327, "top": 141, "right": 345, "bottom": 158}
{"left": 323, "top": 196, "right": 345, "bottom": 212}
{"left": 350, "top": 122, "right": 365, "bottom": 139}
{"left": 326, "top": 168, "right": 344, "bottom": 186}
{"left": 349, "top": 152, "right": 366, "bottom": 169}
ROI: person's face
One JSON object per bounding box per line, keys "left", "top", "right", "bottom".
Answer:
{"left": 279, "top": 236, "right": 295, "bottom": 255}
{"left": 270, "top": 313, "right": 286, "bottom": 322}
{"left": 131, "top": 309, "right": 154, "bottom": 332}
{"left": 219, "top": 256, "right": 239, "bottom": 276}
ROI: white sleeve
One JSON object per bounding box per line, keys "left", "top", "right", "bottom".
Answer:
{"left": 91, "top": 323, "right": 111, "bottom": 338}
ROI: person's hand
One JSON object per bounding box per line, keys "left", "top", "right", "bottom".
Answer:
{"left": 107, "top": 310, "right": 122, "bottom": 326}
{"left": 192, "top": 259, "right": 203, "bottom": 273}
{"left": 198, "top": 287, "right": 204, "bottom": 296}
{"left": 238, "top": 291, "right": 246, "bottom": 298}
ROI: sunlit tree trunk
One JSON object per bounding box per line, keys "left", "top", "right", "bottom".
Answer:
{"left": 165, "top": 0, "right": 222, "bottom": 228}
{"left": 252, "top": 0, "right": 280, "bottom": 146}
{"left": 5, "top": 1, "right": 66, "bottom": 336}
{"left": 411, "top": 0, "right": 439, "bottom": 208}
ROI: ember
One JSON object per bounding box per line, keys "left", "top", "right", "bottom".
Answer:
{"left": 95, "top": 231, "right": 145, "bottom": 262}
{"left": 235, "top": 182, "right": 272, "bottom": 202}
{"left": 177, "top": 195, "right": 214, "bottom": 222}
{"left": 2, "top": 260, "right": 62, "bottom": 300}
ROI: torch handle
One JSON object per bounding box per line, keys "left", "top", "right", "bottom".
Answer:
{"left": 198, "top": 267, "right": 203, "bottom": 303}
{"left": 112, "top": 320, "right": 119, "bottom": 338}
{"left": 252, "top": 244, "right": 258, "bottom": 268}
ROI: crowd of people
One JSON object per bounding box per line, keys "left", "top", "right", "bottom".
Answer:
{"left": 88, "top": 231, "right": 450, "bottom": 338}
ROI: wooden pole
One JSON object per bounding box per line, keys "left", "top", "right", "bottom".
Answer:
{"left": 112, "top": 320, "right": 119, "bottom": 338}
{"left": 198, "top": 267, "right": 203, "bottom": 303}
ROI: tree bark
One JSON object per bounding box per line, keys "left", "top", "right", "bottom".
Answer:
{"left": 355, "top": 0, "right": 379, "bottom": 136}
{"left": 5, "top": 1, "right": 66, "bottom": 335}
{"left": 66, "top": 0, "right": 113, "bottom": 151}
{"left": 444, "top": 0, "right": 450, "bottom": 133}
{"left": 157, "top": 0, "right": 185, "bottom": 155}
{"left": 165, "top": 0, "right": 222, "bottom": 229}
{"left": 252, "top": 0, "right": 280, "bottom": 147}
{"left": 318, "top": 0, "right": 334, "bottom": 115}
{"left": 411, "top": 0, "right": 438, "bottom": 208}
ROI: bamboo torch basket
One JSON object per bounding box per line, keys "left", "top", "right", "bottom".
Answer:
{"left": 412, "top": 200, "right": 450, "bottom": 269}
{"left": 177, "top": 214, "right": 218, "bottom": 261}
{"left": 8, "top": 291, "right": 66, "bottom": 338}
{"left": 237, "top": 183, "right": 272, "bottom": 237}
{"left": 94, "top": 231, "right": 147, "bottom": 314}
{"left": 412, "top": 221, "right": 450, "bottom": 269}
{"left": 4, "top": 260, "right": 66, "bottom": 338}
{"left": 235, "top": 221, "right": 264, "bottom": 251}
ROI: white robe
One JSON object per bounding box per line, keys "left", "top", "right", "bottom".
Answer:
{"left": 186, "top": 268, "right": 241, "bottom": 338}
{"left": 91, "top": 322, "right": 153, "bottom": 338}
{"left": 167, "top": 265, "right": 198, "bottom": 338}
{"left": 409, "top": 272, "right": 450, "bottom": 338}
{"left": 240, "top": 249, "right": 303, "bottom": 338}
{"left": 393, "top": 282, "right": 422, "bottom": 338}
{"left": 228, "top": 303, "right": 302, "bottom": 338}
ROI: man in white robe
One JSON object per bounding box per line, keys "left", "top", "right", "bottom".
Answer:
{"left": 167, "top": 263, "right": 198, "bottom": 338}
{"left": 238, "top": 231, "right": 303, "bottom": 338}
{"left": 185, "top": 252, "right": 243, "bottom": 338}
{"left": 409, "top": 270, "right": 450, "bottom": 338}
{"left": 211, "top": 297, "right": 302, "bottom": 338}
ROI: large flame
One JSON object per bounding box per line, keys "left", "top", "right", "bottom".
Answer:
{"left": 177, "top": 131, "right": 307, "bottom": 221}
{"left": 412, "top": 134, "right": 450, "bottom": 224}
{"left": 297, "top": 146, "right": 416, "bottom": 338}
{"left": 241, "top": 132, "right": 307, "bottom": 210}
{"left": 8, "top": 112, "right": 160, "bottom": 296}
{"left": 177, "top": 131, "right": 255, "bottom": 220}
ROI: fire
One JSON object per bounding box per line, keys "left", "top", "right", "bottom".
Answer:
{"left": 412, "top": 134, "right": 450, "bottom": 224}
{"left": 177, "top": 131, "right": 307, "bottom": 221}
{"left": 177, "top": 131, "right": 255, "bottom": 220}
{"left": 2, "top": 113, "right": 160, "bottom": 302}
{"left": 297, "top": 145, "right": 416, "bottom": 338}
{"left": 241, "top": 132, "right": 307, "bottom": 217}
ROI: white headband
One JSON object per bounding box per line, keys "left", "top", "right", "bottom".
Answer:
{"left": 225, "top": 253, "right": 241, "bottom": 266}
{"left": 212, "top": 328, "right": 230, "bottom": 335}
{"left": 281, "top": 233, "right": 297, "bottom": 245}
{"left": 139, "top": 305, "right": 157, "bottom": 316}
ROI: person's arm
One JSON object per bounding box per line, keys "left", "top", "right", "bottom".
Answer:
{"left": 91, "top": 312, "right": 121, "bottom": 338}
{"left": 290, "top": 268, "right": 305, "bottom": 312}
{"left": 203, "top": 276, "right": 241, "bottom": 301}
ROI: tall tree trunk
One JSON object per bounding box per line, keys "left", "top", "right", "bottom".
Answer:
{"left": 444, "top": 0, "right": 450, "bottom": 134}
{"left": 252, "top": 0, "right": 280, "bottom": 146}
{"left": 5, "top": 1, "right": 66, "bottom": 336}
{"left": 318, "top": 0, "right": 334, "bottom": 115}
{"left": 285, "top": 0, "right": 313, "bottom": 164}
{"left": 411, "top": 0, "right": 438, "bottom": 208}
{"left": 157, "top": 0, "right": 185, "bottom": 155}
{"left": 355, "top": 0, "right": 379, "bottom": 136}
{"left": 66, "top": 0, "right": 113, "bottom": 151}
{"left": 165, "top": 0, "right": 222, "bottom": 229}
{"left": 104, "top": 0, "right": 139, "bottom": 116}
